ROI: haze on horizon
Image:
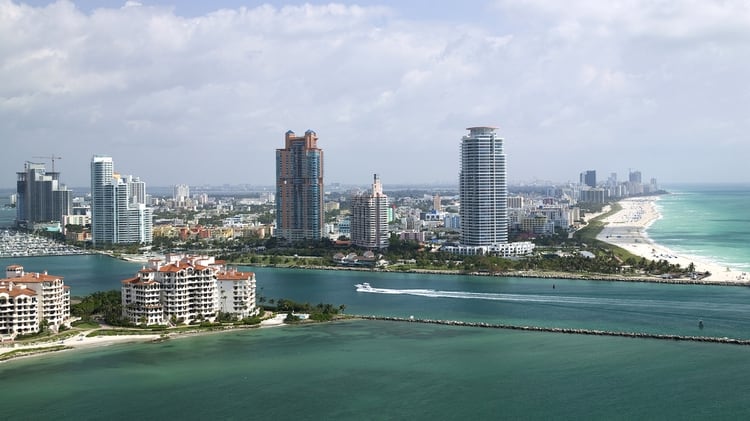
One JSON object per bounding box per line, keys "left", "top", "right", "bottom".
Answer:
{"left": 2, "top": 0, "right": 749, "bottom": 189}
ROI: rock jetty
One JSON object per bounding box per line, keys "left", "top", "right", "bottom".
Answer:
{"left": 356, "top": 315, "right": 750, "bottom": 346}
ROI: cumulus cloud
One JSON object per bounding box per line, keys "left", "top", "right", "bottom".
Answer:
{"left": 1, "top": 0, "right": 749, "bottom": 187}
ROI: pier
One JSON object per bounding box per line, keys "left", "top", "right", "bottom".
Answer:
{"left": 355, "top": 315, "right": 750, "bottom": 346}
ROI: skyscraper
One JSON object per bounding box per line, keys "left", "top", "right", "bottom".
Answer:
{"left": 275, "top": 130, "right": 324, "bottom": 242}
{"left": 90, "top": 156, "right": 153, "bottom": 245}
{"left": 580, "top": 170, "right": 597, "bottom": 188}
{"left": 459, "top": 126, "right": 508, "bottom": 247}
{"left": 15, "top": 162, "right": 71, "bottom": 228}
{"left": 351, "top": 174, "right": 389, "bottom": 250}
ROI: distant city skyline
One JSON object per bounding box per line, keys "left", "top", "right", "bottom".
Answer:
{"left": 3, "top": 1, "right": 750, "bottom": 187}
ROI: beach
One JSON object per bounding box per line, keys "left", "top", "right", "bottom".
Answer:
{"left": 0, "top": 313, "right": 290, "bottom": 362}
{"left": 597, "top": 197, "right": 749, "bottom": 283}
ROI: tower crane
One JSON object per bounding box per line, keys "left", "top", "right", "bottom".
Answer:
{"left": 32, "top": 155, "right": 62, "bottom": 172}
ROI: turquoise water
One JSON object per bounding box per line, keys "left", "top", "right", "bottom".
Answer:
{"left": 4, "top": 321, "right": 750, "bottom": 420}
{"left": 650, "top": 184, "right": 750, "bottom": 272}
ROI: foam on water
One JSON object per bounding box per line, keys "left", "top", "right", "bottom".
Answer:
{"left": 357, "top": 285, "right": 750, "bottom": 313}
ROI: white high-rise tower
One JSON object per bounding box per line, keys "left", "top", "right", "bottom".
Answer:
{"left": 459, "top": 127, "right": 508, "bottom": 246}
{"left": 90, "top": 156, "right": 152, "bottom": 245}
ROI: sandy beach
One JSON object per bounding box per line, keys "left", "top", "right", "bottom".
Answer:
{"left": 597, "top": 197, "right": 749, "bottom": 283}
{"left": 0, "top": 313, "right": 291, "bottom": 362}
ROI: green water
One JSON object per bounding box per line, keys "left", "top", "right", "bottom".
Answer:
{"left": 3, "top": 320, "right": 749, "bottom": 420}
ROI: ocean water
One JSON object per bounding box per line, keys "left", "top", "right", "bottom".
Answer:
{"left": 2, "top": 256, "right": 750, "bottom": 418}
{"left": 650, "top": 184, "right": 750, "bottom": 272}
{"left": 4, "top": 320, "right": 750, "bottom": 420}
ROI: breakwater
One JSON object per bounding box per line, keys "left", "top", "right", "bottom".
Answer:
{"left": 356, "top": 315, "right": 750, "bottom": 345}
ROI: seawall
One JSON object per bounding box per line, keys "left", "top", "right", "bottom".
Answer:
{"left": 356, "top": 315, "right": 750, "bottom": 345}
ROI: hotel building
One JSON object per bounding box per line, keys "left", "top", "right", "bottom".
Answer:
{"left": 15, "top": 162, "right": 72, "bottom": 229}
{"left": 0, "top": 265, "right": 71, "bottom": 339}
{"left": 91, "top": 156, "right": 153, "bottom": 245}
{"left": 275, "top": 130, "right": 324, "bottom": 242}
{"left": 351, "top": 174, "right": 389, "bottom": 250}
{"left": 121, "top": 254, "right": 257, "bottom": 325}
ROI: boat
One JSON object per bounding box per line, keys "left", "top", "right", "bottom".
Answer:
{"left": 355, "top": 282, "right": 373, "bottom": 291}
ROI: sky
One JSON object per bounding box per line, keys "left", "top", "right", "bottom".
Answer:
{"left": 2, "top": 0, "right": 750, "bottom": 188}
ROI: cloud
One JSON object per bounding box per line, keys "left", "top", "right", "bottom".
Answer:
{"left": 1, "top": 0, "right": 749, "bottom": 188}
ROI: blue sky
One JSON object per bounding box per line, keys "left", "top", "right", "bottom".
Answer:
{"left": 3, "top": 0, "right": 749, "bottom": 188}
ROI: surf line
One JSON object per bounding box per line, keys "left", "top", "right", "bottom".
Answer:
{"left": 355, "top": 315, "right": 750, "bottom": 346}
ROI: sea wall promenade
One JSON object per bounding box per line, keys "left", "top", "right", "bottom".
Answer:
{"left": 356, "top": 315, "right": 750, "bottom": 346}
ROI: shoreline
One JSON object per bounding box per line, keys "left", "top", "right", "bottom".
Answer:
{"left": 0, "top": 313, "right": 290, "bottom": 364}
{"left": 596, "top": 196, "right": 748, "bottom": 284}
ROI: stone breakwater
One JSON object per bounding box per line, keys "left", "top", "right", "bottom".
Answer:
{"left": 356, "top": 316, "right": 750, "bottom": 346}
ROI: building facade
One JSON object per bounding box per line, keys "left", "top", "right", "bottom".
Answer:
{"left": 121, "top": 254, "right": 257, "bottom": 326}
{"left": 580, "top": 170, "right": 597, "bottom": 188}
{"left": 459, "top": 127, "right": 508, "bottom": 247}
{"left": 15, "top": 162, "right": 72, "bottom": 229}
{"left": 91, "top": 156, "right": 153, "bottom": 245}
{"left": 0, "top": 265, "right": 71, "bottom": 339}
{"left": 351, "top": 174, "right": 389, "bottom": 249}
{"left": 275, "top": 130, "right": 324, "bottom": 242}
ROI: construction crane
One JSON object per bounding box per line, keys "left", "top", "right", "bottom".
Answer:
{"left": 32, "top": 155, "right": 62, "bottom": 172}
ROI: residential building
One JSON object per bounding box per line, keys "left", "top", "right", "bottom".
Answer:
{"left": 0, "top": 264, "right": 71, "bottom": 339}
{"left": 91, "top": 155, "right": 153, "bottom": 245}
{"left": 350, "top": 174, "right": 389, "bottom": 249}
{"left": 121, "top": 254, "right": 258, "bottom": 325}
{"left": 275, "top": 130, "right": 324, "bottom": 242}
{"left": 580, "top": 170, "right": 597, "bottom": 188}
{"left": 15, "top": 162, "right": 72, "bottom": 229}
{"left": 459, "top": 126, "right": 508, "bottom": 246}
{"left": 174, "top": 184, "right": 190, "bottom": 205}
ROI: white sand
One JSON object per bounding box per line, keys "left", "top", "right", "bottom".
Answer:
{"left": 1, "top": 314, "right": 289, "bottom": 360}
{"left": 597, "top": 197, "right": 749, "bottom": 283}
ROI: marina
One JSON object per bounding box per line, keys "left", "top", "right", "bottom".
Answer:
{"left": 0, "top": 230, "right": 89, "bottom": 258}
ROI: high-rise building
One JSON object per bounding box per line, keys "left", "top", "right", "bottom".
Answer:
{"left": 629, "top": 170, "right": 642, "bottom": 184}
{"left": 15, "top": 162, "right": 72, "bottom": 228}
{"left": 351, "top": 174, "right": 389, "bottom": 249}
{"left": 173, "top": 184, "right": 190, "bottom": 204}
{"left": 580, "top": 170, "right": 597, "bottom": 188}
{"left": 275, "top": 130, "right": 324, "bottom": 242}
{"left": 459, "top": 127, "right": 508, "bottom": 247}
{"left": 90, "top": 156, "right": 153, "bottom": 245}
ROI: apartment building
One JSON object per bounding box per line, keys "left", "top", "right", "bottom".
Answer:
{"left": 122, "top": 254, "right": 258, "bottom": 325}
{"left": 0, "top": 265, "right": 71, "bottom": 339}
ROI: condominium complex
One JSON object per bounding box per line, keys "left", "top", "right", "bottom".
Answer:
{"left": 0, "top": 265, "right": 71, "bottom": 339}
{"left": 173, "top": 184, "right": 190, "bottom": 205}
{"left": 350, "top": 174, "right": 389, "bottom": 249}
{"left": 275, "top": 130, "right": 324, "bottom": 242}
{"left": 121, "top": 254, "right": 258, "bottom": 325}
{"left": 459, "top": 127, "right": 509, "bottom": 247}
{"left": 90, "top": 156, "right": 153, "bottom": 245}
{"left": 15, "top": 162, "right": 72, "bottom": 229}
